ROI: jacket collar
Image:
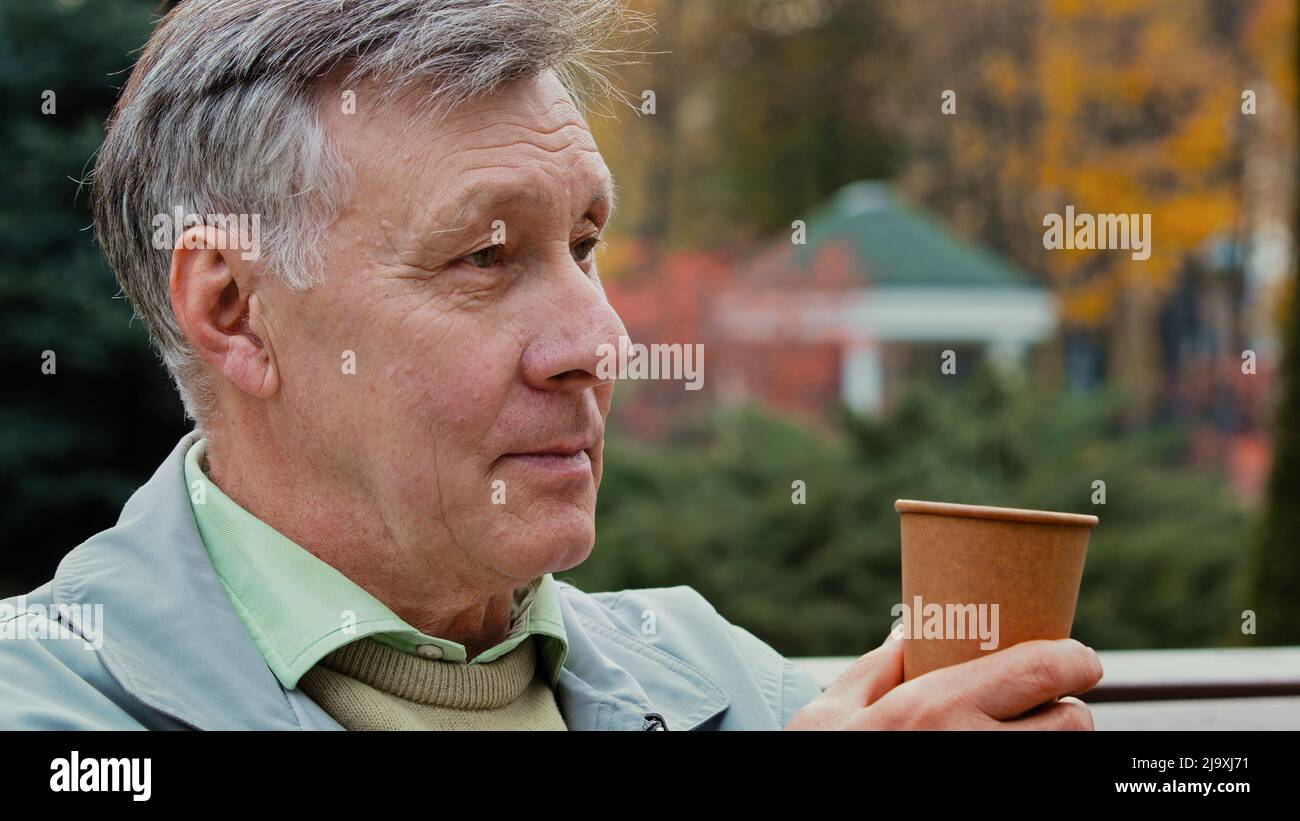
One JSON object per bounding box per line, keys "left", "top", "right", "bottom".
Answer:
{"left": 54, "top": 433, "right": 312, "bottom": 729}
{"left": 552, "top": 591, "right": 730, "bottom": 730}
{"left": 51, "top": 432, "right": 729, "bottom": 730}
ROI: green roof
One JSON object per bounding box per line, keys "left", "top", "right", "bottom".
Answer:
{"left": 792, "top": 181, "right": 1037, "bottom": 288}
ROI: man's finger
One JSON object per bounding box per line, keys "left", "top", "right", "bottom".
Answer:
{"left": 1006, "top": 695, "right": 1095, "bottom": 730}
{"left": 824, "top": 624, "right": 904, "bottom": 706}
{"left": 929, "top": 639, "right": 1103, "bottom": 720}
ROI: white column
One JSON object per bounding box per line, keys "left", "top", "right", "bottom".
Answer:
{"left": 986, "top": 338, "right": 1028, "bottom": 372}
{"left": 842, "top": 339, "right": 884, "bottom": 414}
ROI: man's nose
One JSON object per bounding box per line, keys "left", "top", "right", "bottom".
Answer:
{"left": 521, "top": 269, "right": 627, "bottom": 394}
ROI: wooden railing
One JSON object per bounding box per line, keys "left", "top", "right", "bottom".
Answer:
{"left": 792, "top": 647, "right": 1300, "bottom": 730}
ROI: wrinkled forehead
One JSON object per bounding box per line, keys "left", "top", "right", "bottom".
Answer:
{"left": 320, "top": 68, "right": 612, "bottom": 225}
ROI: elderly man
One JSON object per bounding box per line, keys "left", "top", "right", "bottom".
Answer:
{"left": 0, "top": 0, "right": 1100, "bottom": 730}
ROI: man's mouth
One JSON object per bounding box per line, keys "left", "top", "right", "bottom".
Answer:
{"left": 499, "top": 439, "right": 597, "bottom": 480}
{"left": 506, "top": 450, "right": 592, "bottom": 473}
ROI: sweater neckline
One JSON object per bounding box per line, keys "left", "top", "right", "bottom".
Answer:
{"left": 315, "top": 635, "right": 540, "bottom": 710}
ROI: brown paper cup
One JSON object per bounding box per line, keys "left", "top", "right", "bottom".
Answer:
{"left": 895, "top": 499, "right": 1098, "bottom": 681}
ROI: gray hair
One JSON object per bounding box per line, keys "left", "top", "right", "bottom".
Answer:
{"left": 92, "top": 0, "right": 643, "bottom": 424}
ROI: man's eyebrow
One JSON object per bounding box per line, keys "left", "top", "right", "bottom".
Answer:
{"left": 444, "top": 186, "right": 529, "bottom": 226}
{"left": 594, "top": 171, "right": 618, "bottom": 227}
{"left": 438, "top": 171, "right": 618, "bottom": 234}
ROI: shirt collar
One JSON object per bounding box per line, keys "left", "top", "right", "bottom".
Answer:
{"left": 183, "top": 437, "right": 568, "bottom": 689}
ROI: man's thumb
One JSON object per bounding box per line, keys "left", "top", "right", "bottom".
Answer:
{"left": 825, "top": 624, "right": 905, "bottom": 706}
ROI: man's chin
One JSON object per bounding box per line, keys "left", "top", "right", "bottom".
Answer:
{"left": 487, "top": 503, "right": 596, "bottom": 577}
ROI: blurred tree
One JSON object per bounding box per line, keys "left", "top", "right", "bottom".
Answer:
{"left": 590, "top": 0, "right": 906, "bottom": 263}
{"left": 1251, "top": 10, "right": 1300, "bottom": 644}
{"left": 1254, "top": 279, "right": 1300, "bottom": 644}
{"left": 886, "top": 0, "right": 1265, "bottom": 419}
{"left": 0, "top": 0, "right": 189, "bottom": 596}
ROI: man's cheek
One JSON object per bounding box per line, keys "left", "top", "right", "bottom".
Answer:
{"left": 447, "top": 343, "right": 519, "bottom": 412}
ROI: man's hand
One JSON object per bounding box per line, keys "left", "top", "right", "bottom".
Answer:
{"left": 786, "top": 628, "right": 1103, "bottom": 730}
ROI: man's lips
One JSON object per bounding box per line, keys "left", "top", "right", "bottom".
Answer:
{"left": 503, "top": 449, "right": 593, "bottom": 474}
{"left": 499, "top": 439, "right": 598, "bottom": 479}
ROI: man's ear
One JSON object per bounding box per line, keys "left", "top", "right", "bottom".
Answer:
{"left": 169, "top": 225, "right": 279, "bottom": 400}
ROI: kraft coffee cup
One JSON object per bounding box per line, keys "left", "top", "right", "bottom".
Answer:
{"left": 894, "top": 499, "right": 1098, "bottom": 681}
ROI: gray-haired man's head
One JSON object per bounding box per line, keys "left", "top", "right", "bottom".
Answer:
{"left": 93, "top": 0, "right": 638, "bottom": 590}
{"left": 93, "top": 0, "right": 634, "bottom": 422}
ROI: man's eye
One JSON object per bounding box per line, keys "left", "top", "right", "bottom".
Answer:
{"left": 573, "top": 237, "right": 600, "bottom": 262}
{"left": 462, "top": 245, "right": 502, "bottom": 268}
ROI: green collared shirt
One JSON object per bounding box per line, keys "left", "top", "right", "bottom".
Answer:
{"left": 183, "top": 438, "right": 568, "bottom": 690}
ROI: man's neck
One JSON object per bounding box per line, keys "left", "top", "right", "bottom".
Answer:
{"left": 201, "top": 420, "right": 519, "bottom": 657}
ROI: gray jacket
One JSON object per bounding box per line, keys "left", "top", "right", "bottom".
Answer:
{"left": 0, "top": 434, "right": 823, "bottom": 730}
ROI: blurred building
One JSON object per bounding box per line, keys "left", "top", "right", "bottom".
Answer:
{"left": 604, "top": 182, "right": 1057, "bottom": 429}
{"left": 720, "top": 181, "right": 1055, "bottom": 414}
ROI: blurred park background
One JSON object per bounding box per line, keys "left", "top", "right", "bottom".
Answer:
{"left": 2, "top": 0, "right": 1298, "bottom": 657}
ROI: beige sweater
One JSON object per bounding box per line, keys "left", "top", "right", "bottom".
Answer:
{"left": 298, "top": 635, "right": 567, "bottom": 731}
